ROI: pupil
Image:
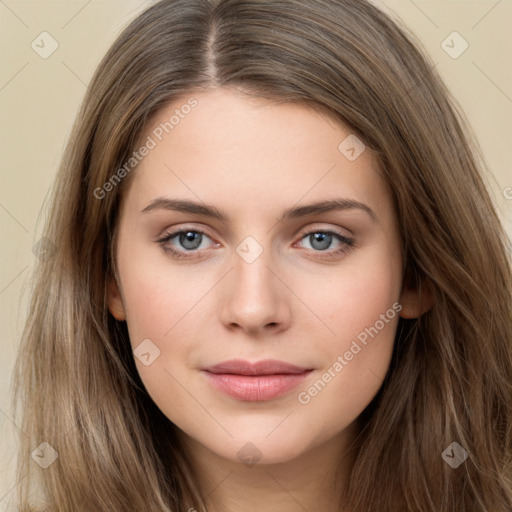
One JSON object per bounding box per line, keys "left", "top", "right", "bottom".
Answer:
{"left": 182, "top": 231, "right": 201, "bottom": 249}
{"left": 312, "top": 233, "right": 331, "bottom": 250}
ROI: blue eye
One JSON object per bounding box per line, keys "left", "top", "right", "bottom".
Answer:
{"left": 298, "top": 231, "right": 352, "bottom": 252}
{"left": 171, "top": 231, "right": 204, "bottom": 251}
{"left": 156, "top": 228, "right": 354, "bottom": 260}
{"left": 157, "top": 229, "right": 215, "bottom": 258}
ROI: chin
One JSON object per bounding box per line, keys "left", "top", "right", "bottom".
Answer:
{"left": 207, "top": 431, "right": 313, "bottom": 467}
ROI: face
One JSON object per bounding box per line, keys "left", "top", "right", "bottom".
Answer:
{"left": 108, "top": 87, "right": 420, "bottom": 466}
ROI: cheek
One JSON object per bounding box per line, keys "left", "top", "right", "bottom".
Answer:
{"left": 292, "top": 242, "right": 402, "bottom": 428}
{"left": 118, "top": 240, "right": 210, "bottom": 345}
{"left": 116, "top": 243, "right": 219, "bottom": 405}
{"left": 117, "top": 257, "right": 209, "bottom": 420}
{"left": 294, "top": 301, "right": 399, "bottom": 448}
{"left": 299, "top": 236, "right": 402, "bottom": 345}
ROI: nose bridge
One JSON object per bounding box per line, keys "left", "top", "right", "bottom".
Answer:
{"left": 220, "top": 236, "right": 290, "bottom": 332}
{"left": 232, "top": 239, "right": 278, "bottom": 305}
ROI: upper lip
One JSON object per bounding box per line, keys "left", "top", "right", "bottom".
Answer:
{"left": 202, "top": 359, "right": 311, "bottom": 376}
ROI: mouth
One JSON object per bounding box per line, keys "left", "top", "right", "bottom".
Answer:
{"left": 201, "top": 359, "right": 313, "bottom": 401}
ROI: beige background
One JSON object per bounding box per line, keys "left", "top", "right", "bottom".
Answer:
{"left": 1, "top": 0, "right": 511, "bottom": 507}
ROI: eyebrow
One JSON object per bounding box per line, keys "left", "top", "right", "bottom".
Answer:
{"left": 140, "top": 197, "right": 377, "bottom": 223}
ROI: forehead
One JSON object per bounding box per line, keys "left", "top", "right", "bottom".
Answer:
{"left": 121, "top": 88, "right": 391, "bottom": 222}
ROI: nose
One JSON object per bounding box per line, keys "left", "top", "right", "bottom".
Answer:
{"left": 219, "top": 247, "right": 291, "bottom": 336}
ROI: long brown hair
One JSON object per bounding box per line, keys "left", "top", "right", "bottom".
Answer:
{"left": 11, "top": 0, "right": 512, "bottom": 510}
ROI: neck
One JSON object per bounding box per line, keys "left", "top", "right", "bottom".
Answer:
{"left": 174, "top": 420, "right": 360, "bottom": 512}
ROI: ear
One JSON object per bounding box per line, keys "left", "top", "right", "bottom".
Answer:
{"left": 399, "top": 272, "right": 434, "bottom": 319}
{"left": 107, "top": 277, "right": 127, "bottom": 321}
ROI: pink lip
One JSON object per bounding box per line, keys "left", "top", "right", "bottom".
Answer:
{"left": 201, "top": 359, "right": 313, "bottom": 401}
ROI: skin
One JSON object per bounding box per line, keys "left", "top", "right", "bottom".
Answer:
{"left": 108, "top": 87, "right": 431, "bottom": 511}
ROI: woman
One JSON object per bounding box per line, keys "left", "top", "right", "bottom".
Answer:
{"left": 12, "top": 0, "right": 512, "bottom": 510}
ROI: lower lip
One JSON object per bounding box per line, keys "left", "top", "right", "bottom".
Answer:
{"left": 202, "top": 370, "right": 312, "bottom": 401}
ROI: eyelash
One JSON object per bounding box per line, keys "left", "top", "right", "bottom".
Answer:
{"left": 156, "top": 227, "right": 355, "bottom": 261}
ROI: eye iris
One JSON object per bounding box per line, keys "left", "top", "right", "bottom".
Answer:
{"left": 180, "top": 231, "right": 202, "bottom": 250}
{"left": 310, "top": 232, "right": 332, "bottom": 251}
